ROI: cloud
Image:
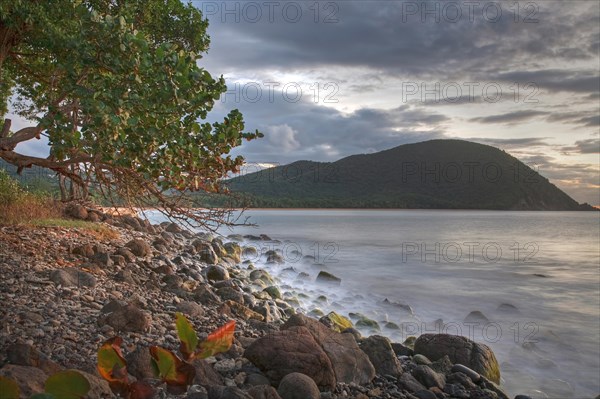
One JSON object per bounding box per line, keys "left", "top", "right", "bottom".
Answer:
{"left": 263, "top": 124, "right": 301, "bottom": 152}
{"left": 469, "top": 110, "right": 549, "bottom": 125}
{"left": 561, "top": 139, "right": 600, "bottom": 154}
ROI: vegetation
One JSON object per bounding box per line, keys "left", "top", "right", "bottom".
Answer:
{"left": 0, "top": 0, "right": 261, "bottom": 228}
{"left": 97, "top": 313, "right": 235, "bottom": 397}
{"left": 226, "top": 140, "right": 596, "bottom": 211}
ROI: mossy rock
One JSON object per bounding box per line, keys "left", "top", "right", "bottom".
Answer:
{"left": 385, "top": 322, "right": 400, "bottom": 330}
{"left": 263, "top": 286, "right": 282, "bottom": 300}
{"left": 319, "top": 311, "right": 353, "bottom": 333}
{"left": 308, "top": 308, "right": 324, "bottom": 318}
{"left": 403, "top": 336, "right": 416, "bottom": 349}
{"left": 355, "top": 317, "right": 380, "bottom": 331}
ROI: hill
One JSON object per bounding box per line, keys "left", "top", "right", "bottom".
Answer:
{"left": 225, "top": 140, "right": 595, "bottom": 210}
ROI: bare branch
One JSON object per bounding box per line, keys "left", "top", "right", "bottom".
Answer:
{"left": 0, "top": 119, "right": 10, "bottom": 139}
{"left": 0, "top": 125, "right": 42, "bottom": 151}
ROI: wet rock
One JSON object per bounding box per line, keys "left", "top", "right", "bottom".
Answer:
{"left": 244, "top": 326, "right": 336, "bottom": 389}
{"left": 464, "top": 311, "right": 490, "bottom": 324}
{"left": 50, "top": 267, "right": 97, "bottom": 287}
{"left": 496, "top": 303, "right": 520, "bottom": 313}
{"left": 315, "top": 271, "right": 341, "bottom": 286}
{"left": 223, "top": 242, "right": 242, "bottom": 263}
{"left": 277, "top": 372, "right": 320, "bottom": 399}
{"left": 358, "top": 335, "right": 402, "bottom": 377}
{"left": 282, "top": 314, "right": 375, "bottom": 385}
{"left": 319, "top": 312, "right": 353, "bottom": 333}
{"left": 263, "top": 286, "right": 281, "bottom": 300}
{"left": 414, "top": 334, "right": 500, "bottom": 383}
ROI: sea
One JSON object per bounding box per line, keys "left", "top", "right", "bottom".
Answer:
{"left": 148, "top": 209, "right": 600, "bottom": 398}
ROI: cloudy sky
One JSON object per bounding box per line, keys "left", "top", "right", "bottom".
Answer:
{"left": 195, "top": 0, "right": 599, "bottom": 205}
{"left": 10, "top": 0, "right": 599, "bottom": 204}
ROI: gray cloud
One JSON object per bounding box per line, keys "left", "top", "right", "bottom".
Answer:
{"left": 469, "top": 110, "right": 549, "bottom": 125}
{"left": 561, "top": 139, "right": 600, "bottom": 155}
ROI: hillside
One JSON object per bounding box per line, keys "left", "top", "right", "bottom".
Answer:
{"left": 226, "top": 140, "right": 595, "bottom": 210}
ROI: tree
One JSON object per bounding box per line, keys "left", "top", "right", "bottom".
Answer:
{"left": 0, "top": 0, "right": 261, "bottom": 228}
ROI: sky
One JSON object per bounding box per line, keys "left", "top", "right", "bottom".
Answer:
{"left": 10, "top": 0, "right": 600, "bottom": 204}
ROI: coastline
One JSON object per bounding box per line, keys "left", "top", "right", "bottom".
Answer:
{"left": 0, "top": 209, "right": 568, "bottom": 399}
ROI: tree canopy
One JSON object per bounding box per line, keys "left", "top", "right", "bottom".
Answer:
{"left": 0, "top": 0, "right": 261, "bottom": 227}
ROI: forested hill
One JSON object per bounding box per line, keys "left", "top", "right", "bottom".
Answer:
{"left": 225, "top": 140, "right": 596, "bottom": 210}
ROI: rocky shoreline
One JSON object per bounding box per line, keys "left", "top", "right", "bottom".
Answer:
{"left": 0, "top": 208, "right": 548, "bottom": 399}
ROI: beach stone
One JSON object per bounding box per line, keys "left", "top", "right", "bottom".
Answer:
{"left": 452, "top": 364, "right": 480, "bottom": 382}
{"left": 193, "top": 284, "right": 221, "bottom": 305}
{"left": 193, "top": 359, "right": 224, "bottom": 388}
{"left": 359, "top": 335, "right": 403, "bottom": 377}
{"left": 414, "top": 390, "right": 437, "bottom": 399}
{"left": 266, "top": 253, "right": 284, "bottom": 264}
{"left": 207, "top": 386, "right": 252, "bottom": 399}
{"left": 177, "top": 301, "right": 205, "bottom": 318}
{"left": 244, "top": 326, "right": 336, "bottom": 389}
{"left": 414, "top": 334, "right": 500, "bottom": 383}
{"left": 263, "top": 286, "right": 281, "bottom": 300}
{"left": 464, "top": 311, "right": 490, "bottom": 324}
{"left": 92, "top": 251, "right": 113, "bottom": 267}
{"left": 277, "top": 373, "right": 320, "bottom": 399}
{"left": 207, "top": 265, "right": 230, "bottom": 281}
{"left": 115, "top": 247, "right": 136, "bottom": 262}
{"left": 413, "top": 354, "right": 432, "bottom": 365}
{"left": 50, "top": 267, "right": 97, "bottom": 287}
{"left": 319, "top": 312, "right": 353, "bottom": 333}
{"left": 497, "top": 303, "right": 520, "bottom": 313}
{"left": 315, "top": 271, "right": 341, "bottom": 286}
{"left": 125, "top": 346, "right": 154, "bottom": 380}
{"left": 412, "top": 365, "right": 445, "bottom": 389}
{"left": 223, "top": 242, "right": 242, "bottom": 262}
{"left": 247, "top": 385, "right": 282, "bottom": 399}
{"left": 447, "top": 372, "right": 477, "bottom": 390}
{"left": 0, "top": 365, "right": 47, "bottom": 397}
{"left": 217, "top": 287, "right": 244, "bottom": 303}
{"left": 76, "top": 369, "right": 115, "bottom": 398}
{"left": 125, "top": 239, "right": 151, "bottom": 257}
{"left": 72, "top": 243, "right": 95, "bottom": 257}
{"left": 430, "top": 355, "right": 453, "bottom": 374}
{"left": 6, "top": 343, "right": 62, "bottom": 375}
{"left": 225, "top": 300, "right": 264, "bottom": 321}
{"left": 246, "top": 373, "right": 271, "bottom": 386}
{"left": 398, "top": 373, "right": 426, "bottom": 393}
{"left": 98, "top": 304, "right": 151, "bottom": 332}
{"left": 193, "top": 240, "right": 219, "bottom": 264}
{"left": 282, "top": 313, "right": 375, "bottom": 385}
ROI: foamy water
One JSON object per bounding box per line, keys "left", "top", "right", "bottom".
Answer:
{"left": 148, "top": 209, "right": 600, "bottom": 398}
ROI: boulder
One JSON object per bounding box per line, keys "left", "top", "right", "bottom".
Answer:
{"left": 358, "top": 335, "right": 403, "bottom": 377}
{"left": 207, "top": 386, "right": 252, "bottom": 399}
{"left": 125, "top": 346, "right": 154, "bottom": 380}
{"left": 0, "top": 365, "right": 47, "bottom": 397}
{"left": 50, "top": 267, "right": 97, "bottom": 288}
{"left": 223, "top": 242, "right": 242, "bottom": 262}
{"left": 225, "top": 300, "right": 264, "bottom": 321}
{"left": 193, "top": 359, "right": 224, "bottom": 388}
{"left": 217, "top": 287, "right": 244, "bottom": 304}
{"left": 193, "top": 240, "right": 219, "bottom": 264}
{"left": 125, "top": 239, "right": 151, "bottom": 257}
{"left": 414, "top": 334, "right": 500, "bottom": 383}
{"left": 177, "top": 301, "right": 205, "bottom": 318}
{"left": 277, "top": 372, "right": 320, "bottom": 399}
{"left": 206, "top": 265, "right": 230, "bottom": 282}
{"left": 75, "top": 369, "right": 115, "bottom": 398}
{"left": 315, "top": 271, "right": 341, "bottom": 286}
{"left": 319, "top": 312, "right": 353, "bottom": 333}
{"left": 282, "top": 314, "right": 375, "bottom": 385}
{"left": 244, "top": 326, "right": 336, "bottom": 389}
{"left": 6, "top": 344, "right": 62, "bottom": 375}
{"left": 98, "top": 304, "right": 151, "bottom": 332}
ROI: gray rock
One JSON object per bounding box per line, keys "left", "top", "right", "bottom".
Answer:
{"left": 315, "top": 271, "right": 341, "bottom": 286}
{"left": 246, "top": 373, "right": 271, "bottom": 386}
{"left": 464, "top": 310, "right": 490, "bottom": 324}
{"left": 207, "top": 386, "right": 252, "bottom": 399}
{"left": 397, "top": 373, "right": 426, "bottom": 393}
{"left": 414, "top": 389, "right": 437, "bottom": 399}
{"left": 98, "top": 304, "right": 151, "bottom": 332}
{"left": 451, "top": 364, "right": 480, "bottom": 382}
{"left": 177, "top": 301, "right": 205, "bottom": 318}
{"left": 247, "top": 385, "right": 282, "bottom": 399}
{"left": 125, "top": 239, "right": 152, "bottom": 257}
{"left": 50, "top": 267, "right": 97, "bottom": 287}
{"left": 412, "top": 365, "right": 445, "bottom": 389}
{"left": 92, "top": 251, "right": 113, "bottom": 267}
{"left": 125, "top": 346, "right": 154, "bottom": 380}
{"left": 217, "top": 287, "right": 244, "bottom": 304}
{"left": 414, "top": 334, "right": 500, "bottom": 383}
{"left": 277, "top": 373, "right": 320, "bottom": 399}
{"left": 358, "top": 335, "right": 402, "bottom": 377}
{"left": 207, "top": 265, "right": 230, "bottom": 281}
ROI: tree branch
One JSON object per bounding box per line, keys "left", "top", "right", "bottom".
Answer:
{"left": 0, "top": 124, "right": 42, "bottom": 151}
{"left": 0, "top": 119, "right": 10, "bottom": 139}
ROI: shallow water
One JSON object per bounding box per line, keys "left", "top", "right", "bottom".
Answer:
{"left": 149, "top": 209, "right": 600, "bottom": 398}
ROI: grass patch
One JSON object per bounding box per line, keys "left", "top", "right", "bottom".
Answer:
{"left": 31, "top": 218, "right": 120, "bottom": 240}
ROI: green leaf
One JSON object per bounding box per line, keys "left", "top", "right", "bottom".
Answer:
{"left": 97, "top": 337, "right": 129, "bottom": 395}
{"left": 149, "top": 346, "right": 194, "bottom": 393}
{"left": 44, "top": 370, "right": 90, "bottom": 399}
{"left": 175, "top": 312, "right": 198, "bottom": 360}
{"left": 0, "top": 376, "right": 20, "bottom": 399}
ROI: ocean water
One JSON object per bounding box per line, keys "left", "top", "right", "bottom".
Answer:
{"left": 149, "top": 209, "right": 600, "bottom": 398}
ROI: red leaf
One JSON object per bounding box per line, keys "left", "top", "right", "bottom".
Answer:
{"left": 149, "top": 346, "right": 195, "bottom": 393}
{"left": 196, "top": 320, "right": 236, "bottom": 359}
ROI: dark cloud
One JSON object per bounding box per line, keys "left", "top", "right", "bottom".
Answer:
{"left": 561, "top": 139, "right": 600, "bottom": 155}
{"left": 465, "top": 137, "right": 551, "bottom": 149}
{"left": 469, "top": 110, "right": 549, "bottom": 125}
{"left": 495, "top": 70, "right": 600, "bottom": 95}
